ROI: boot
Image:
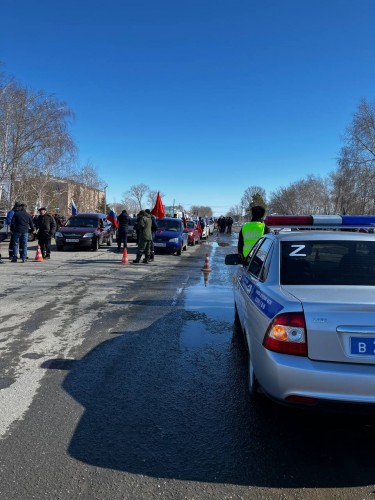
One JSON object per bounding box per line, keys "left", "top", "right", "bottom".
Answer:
{"left": 149, "top": 252, "right": 155, "bottom": 262}
{"left": 142, "top": 258, "right": 150, "bottom": 264}
{"left": 132, "top": 259, "right": 140, "bottom": 264}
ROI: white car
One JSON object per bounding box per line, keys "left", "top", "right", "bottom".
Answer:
{"left": 225, "top": 214, "right": 375, "bottom": 412}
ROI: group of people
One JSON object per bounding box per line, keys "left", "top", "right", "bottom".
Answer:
{"left": 116, "top": 208, "right": 157, "bottom": 264}
{"left": 5, "top": 202, "right": 57, "bottom": 262}
{"left": 217, "top": 216, "right": 233, "bottom": 233}
{"left": 3, "top": 199, "right": 267, "bottom": 265}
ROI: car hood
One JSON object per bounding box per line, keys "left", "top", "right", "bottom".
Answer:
{"left": 59, "top": 227, "right": 98, "bottom": 235}
{"left": 155, "top": 229, "right": 182, "bottom": 237}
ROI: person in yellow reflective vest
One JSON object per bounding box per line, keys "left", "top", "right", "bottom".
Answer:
{"left": 238, "top": 205, "right": 269, "bottom": 260}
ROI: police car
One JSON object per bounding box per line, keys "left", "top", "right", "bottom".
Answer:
{"left": 225, "top": 215, "right": 375, "bottom": 411}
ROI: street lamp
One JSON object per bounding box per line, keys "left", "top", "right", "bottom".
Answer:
{"left": 103, "top": 183, "right": 108, "bottom": 213}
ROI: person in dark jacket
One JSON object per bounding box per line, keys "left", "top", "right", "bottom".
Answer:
{"left": 133, "top": 211, "right": 152, "bottom": 264}
{"left": 35, "top": 207, "right": 57, "bottom": 259}
{"left": 10, "top": 204, "right": 35, "bottom": 263}
{"left": 117, "top": 209, "right": 131, "bottom": 253}
{"left": 145, "top": 209, "right": 158, "bottom": 261}
{"left": 6, "top": 201, "right": 22, "bottom": 260}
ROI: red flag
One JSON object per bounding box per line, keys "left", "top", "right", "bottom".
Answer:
{"left": 151, "top": 191, "right": 165, "bottom": 218}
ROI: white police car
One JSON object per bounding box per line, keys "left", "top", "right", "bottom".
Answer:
{"left": 225, "top": 215, "right": 375, "bottom": 411}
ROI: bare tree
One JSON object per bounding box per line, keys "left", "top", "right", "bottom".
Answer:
{"left": 240, "top": 186, "right": 267, "bottom": 217}
{"left": 0, "top": 74, "right": 76, "bottom": 207}
{"left": 332, "top": 98, "right": 375, "bottom": 214}
{"left": 146, "top": 190, "right": 165, "bottom": 210}
{"left": 268, "top": 175, "right": 333, "bottom": 215}
{"left": 227, "top": 204, "right": 243, "bottom": 220}
{"left": 122, "top": 184, "right": 150, "bottom": 212}
{"left": 190, "top": 206, "right": 213, "bottom": 217}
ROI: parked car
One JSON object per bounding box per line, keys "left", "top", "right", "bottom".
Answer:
{"left": 206, "top": 218, "right": 215, "bottom": 235}
{"left": 185, "top": 220, "right": 200, "bottom": 246}
{"left": 153, "top": 217, "right": 188, "bottom": 255}
{"left": 225, "top": 214, "right": 375, "bottom": 412}
{"left": 55, "top": 213, "right": 114, "bottom": 251}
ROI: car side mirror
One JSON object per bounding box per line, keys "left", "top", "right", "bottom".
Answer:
{"left": 225, "top": 253, "right": 243, "bottom": 265}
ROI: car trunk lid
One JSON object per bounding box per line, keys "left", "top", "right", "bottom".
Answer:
{"left": 282, "top": 285, "right": 375, "bottom": 364}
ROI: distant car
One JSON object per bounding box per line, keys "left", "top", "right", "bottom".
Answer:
{"left": 206, "top": 219, "right": 215, "bottom": 235}
{"left": 185, "top": 220, "right": 200, "bottom": 246}
{"left": 128, "top": 217, "right": 138, "bottom": 241}
{"left": 225, "top": 214, "right": 375, "bottom": 412}
{"left": 153, "top": 217, "right": 188, "bottom": 255}
{"left": 55, "top": 213, "right": 114, "bottom": 251}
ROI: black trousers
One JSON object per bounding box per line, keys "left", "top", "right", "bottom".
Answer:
{"left": 117, "top": 229, "right": 128, "bottom": 249}
{"left": 38, "top": 236, "right": 52, "bottom": 257}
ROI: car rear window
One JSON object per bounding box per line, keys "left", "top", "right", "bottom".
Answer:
{"left": 281, "top": 240, "right": 375, "bottom": 286}
{"left": 156, "top": 220, "right": 181, "bottom": 231}
{"left": 65, "top": 217, "right": 99, "bottom": 228}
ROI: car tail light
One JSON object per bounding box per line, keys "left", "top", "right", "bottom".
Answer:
{"left": 263, "top": 312, "right": 307, "bottom": 356}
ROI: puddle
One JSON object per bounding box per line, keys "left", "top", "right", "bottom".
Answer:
{"left": 180, "top": 284, "right": 234, "bottom": 349}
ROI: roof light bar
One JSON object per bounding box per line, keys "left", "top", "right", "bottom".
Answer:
{"left": 264, "top": 215, "right": 375, "bottom": 228}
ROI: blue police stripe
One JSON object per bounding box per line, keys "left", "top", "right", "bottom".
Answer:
{"left": 240, "top": 275, "right": 283, "bottom": 318}
{"left": 249, "top": 286, "right": 284, "bottom": 318}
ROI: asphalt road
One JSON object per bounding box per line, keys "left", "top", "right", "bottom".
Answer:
{"left": 0, "top": 232, "right": 374, "bottom": 500}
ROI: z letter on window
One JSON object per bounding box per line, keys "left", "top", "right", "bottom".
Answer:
{"left": 289, "top": 245, "right": 307, "bottom": 257}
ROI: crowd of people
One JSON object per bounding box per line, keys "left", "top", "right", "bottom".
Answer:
{"left": 3, "top": 200, "right": 266, "bottom": 266}
{"left": 217, "top": 216, "right": 233, "bottom": 233}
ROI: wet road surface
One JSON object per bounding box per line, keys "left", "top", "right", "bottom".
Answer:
{"left": 0, "top": 232, "right": 375, "bottom": 499}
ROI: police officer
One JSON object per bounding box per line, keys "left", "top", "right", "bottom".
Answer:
{"left": 35, "top": 207, "right": 56, "bottom": 259}
{"left": 238, "top": 205, "right": 269, "bottom": 260}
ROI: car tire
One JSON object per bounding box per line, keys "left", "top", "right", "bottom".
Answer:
{"left": 107, "top": 235, "right": 112, "bottom": 246}
{"left": 56, "top": 245, "right": 63, "bottom": 251}
{"left": 92, "top": 238, "right": 99, "bottom": 251}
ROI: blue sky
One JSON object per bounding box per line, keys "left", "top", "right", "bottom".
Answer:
{"left": 2, "top": 0, "right": 375, "bottom": 216}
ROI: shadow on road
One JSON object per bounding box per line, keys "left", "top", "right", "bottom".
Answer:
{"left": 42, "top": 308, "right": 375, "bottom": 489}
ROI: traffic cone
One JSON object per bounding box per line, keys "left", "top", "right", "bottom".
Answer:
{"left": 121, "top": 247, "right": 129, "bottom": 265}
{"left": 35, "top": 245, "right": 44, "bottom": 262}
{"left": 201, "top": 253, "right": 211, "bottom": 287}
{"left": 201, "top": 253, "right": 211, "bottom": 272}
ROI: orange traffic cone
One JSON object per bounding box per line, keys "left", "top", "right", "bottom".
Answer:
{"left": 201, "top": 253, "right": 211, "bottom": 272}
{"left": 121, "top": 247, "right": 129, "bottom": 265}
{"left": 35, "top": 245, "right": 44, "bottom": 262}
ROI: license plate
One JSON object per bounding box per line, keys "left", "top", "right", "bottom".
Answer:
{"left": 350, "top": 337, "right": 375, "bottom": 355}
{"left": 66, "top": 238, "right": 80, "bottom": 243}
{"left": 154, "top": 242, "right": 166, "bottom": 247}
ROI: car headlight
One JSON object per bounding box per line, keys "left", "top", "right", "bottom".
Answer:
{"left": 55, "top": 231, "right": 63, "bottom": 238}
{"left": 170, "top": 237, "right": 179, "bottom": 243}
{"left": 83, "top": 232, "right": 95, "bottom": 238}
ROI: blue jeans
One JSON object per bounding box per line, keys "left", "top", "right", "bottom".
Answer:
{"left": 12, "top": 232, "right": 29, "bottom": 261}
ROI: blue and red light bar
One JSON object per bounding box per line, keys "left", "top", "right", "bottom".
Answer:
{"left": 264, "top": 215, "right": 375, "bottom": 228}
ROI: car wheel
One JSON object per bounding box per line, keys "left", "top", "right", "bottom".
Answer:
{"left": 56, "top": 245, "right": 63, "bottom": 251}
{"left": 176, "top": 245, "right": 182, "bottom": 256}
{"left": 92, "top": 238, "right": 99, "bottom": 251}
{"left": 27, "top": 233, "right": 35, "bottom": 242}
{"left": 107, "top": 235, "right": 112, "bottom": 246}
